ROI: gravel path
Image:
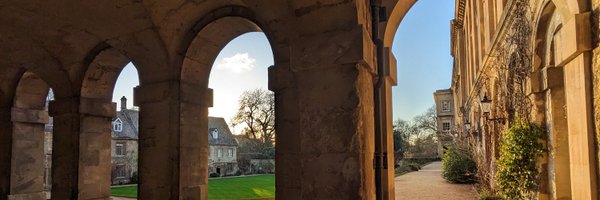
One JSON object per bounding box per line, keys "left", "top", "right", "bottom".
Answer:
{"left": 395, "top": 161, "right": 478, "bottom": 200}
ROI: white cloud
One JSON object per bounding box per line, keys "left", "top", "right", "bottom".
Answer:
{"left": 215, "top": 53, "right": 256, "bottom": 73}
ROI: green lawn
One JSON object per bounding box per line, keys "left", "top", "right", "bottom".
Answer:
{"left": 111, "top": 174, "right": 275, "bottom": 199}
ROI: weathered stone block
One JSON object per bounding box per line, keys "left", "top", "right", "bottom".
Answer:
{"left": 80, "top": 98, "right": 116, "bottom": 118}
{"left": 134, "top": 81, "right": 179, "bottom": 106}
{"left": 543, "top": 66, "right": 564, "bottom": 90}
{"left": 10, "top": 108, "right": 48, "bottom": 124}
{"left": 384, "top": 47, "right": 398, "bottom": 85}
{"left": 7, "top": 192, "right": 45, "bottom": 200}
{"left": 290, "top": 25, "right": 375, "bottom": 72}
{"left": 556, "top": 12, "right": 592, "bottom": 66}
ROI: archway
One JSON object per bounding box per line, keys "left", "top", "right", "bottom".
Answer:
{"left": 76, "top": 47, "right": 140, "bottom": 199}
{"left": 179, "top": 7, "right": 274, "bottom": 198}
{"left": 8, "top": 71, "right": 51, "bottom": 199}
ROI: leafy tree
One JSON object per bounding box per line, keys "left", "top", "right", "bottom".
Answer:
{"left": 393, "top": 119, "right": 415, "bottom": 159}
{"left": 232, "top": 89, "right": 275, "bottom": 144}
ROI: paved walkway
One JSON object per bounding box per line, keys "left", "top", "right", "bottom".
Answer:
{"left": 395, "top": 161, "right": 478, "bottom": 200}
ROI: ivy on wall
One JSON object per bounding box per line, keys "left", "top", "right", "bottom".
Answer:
{"left": 496, "top": 119, "right": 546, "bottom": 199}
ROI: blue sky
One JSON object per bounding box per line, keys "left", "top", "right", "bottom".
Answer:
{"left": 112, "top": 0, "right": 455, "bottom": 126}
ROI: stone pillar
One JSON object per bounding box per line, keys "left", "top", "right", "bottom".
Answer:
{"left": 381, "top": 47, "right": 397, "bottom": 200}
{"left": 77, "top": 98, "right": 115, "bottom": 199}
{"left": 556, "top": 12, "right": 597, "bottom": 200}
{"left": 48, "top": 98, "right": 115, "bottom": 200}
{"left": 0, "top": 105, "right": 12, "bottom": 200}
{"left": 178, "top": 82, "right": 211, "bottom": 200}
{"left": 7, "top": 107, "right": 48, "bottom": 200}
{"left": 270, "top": 25, "right": 376, "bottom": 199}
{"left": 539, "top": 67, "right": 571, "bottom": 199}
{"left": 135, "top": 81, "right": 207, "bottom": 200}
{"left": 564, "top": 53, "right": 597, "bottom": 199}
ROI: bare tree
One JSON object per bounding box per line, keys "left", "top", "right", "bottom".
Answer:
{"left": 232, "top": 89, "right": 275, "bottom": 144}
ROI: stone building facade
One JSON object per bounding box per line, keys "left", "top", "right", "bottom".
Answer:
{"left": 433, "top": 89, "right": 455, "bottom": 157}
{"left": 0, "top": 1, "right": 418, "bottom": 199}
{"left": 207, "top": 117, "right": 238, "bottom": 176}
{"left": 110, "top": 97, "right": 140, "bottom": 185}
{"left": 450, "top": 0, "right": 600, "bottom": 199}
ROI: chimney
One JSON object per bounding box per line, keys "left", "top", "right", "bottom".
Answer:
{"left": 120, "top": 96, "right": 127, "bottom": 111}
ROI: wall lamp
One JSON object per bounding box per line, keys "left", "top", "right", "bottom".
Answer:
{"left": 480, "top": 94, "right": 506, "bottom": 124}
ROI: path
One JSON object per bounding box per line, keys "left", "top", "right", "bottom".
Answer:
{"left": 395, "top": 161, "right": 478, "bottom": 200}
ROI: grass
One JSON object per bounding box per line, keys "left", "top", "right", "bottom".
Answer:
{"left": 111, "top": 174, "right": 275, "bottom": 199}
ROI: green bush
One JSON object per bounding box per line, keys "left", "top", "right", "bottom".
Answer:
{"left": 496, "top": 120, "right": 546, "bottom": 199}
{"left": 442, "top": 145, "right": 476, "bottom": 183}
{"left": 209, "top": 172, "right": 221, "bottom": 178}
{"left": 130, "top": 171, "right": 138, "bottom": 184}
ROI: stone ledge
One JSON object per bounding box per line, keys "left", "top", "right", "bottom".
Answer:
{"left": 7, "top": 192, "right": 46, "bottom": 200}
{"left": 11, "top": 107, "right": 49, "bottom": 124}
{"left": 557, "top": 12, "right": 592, "bottom": 66}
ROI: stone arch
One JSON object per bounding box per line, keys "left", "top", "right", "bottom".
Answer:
{"left": 8, "top": 71, "right": 51, "bottom": 199}
{"left": 531, "top": 2, "right": 573, "bottom": 199}
{"left": 0, "top": 33, "right": 72, "bottom": 99}
{"left": 382, "top": 0, "right": 418, "bottom": 48}
{"left": 172, "top": 6, "right": 277, "bottom": 199}
{"left": 73, "top": 46, "right": 138, "bottom": 199}
{"left": 81, "top": 47, "right": 135, "bottom": 100}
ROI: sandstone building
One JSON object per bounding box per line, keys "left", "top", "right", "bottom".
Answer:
{"left": 110, "top": 97, "right": 140, "bottom": 185}
{"left": 450, "top": 0, "right": 600, "bottom": 199}
{"left": 207, "top": 117, "right": 239, "bottom": 176}
{"left": 433, "top": 89, "right": 455, "bottom": 157}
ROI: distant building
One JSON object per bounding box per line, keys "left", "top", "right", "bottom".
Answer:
{"left": 208, "top": 117, "right": 239, "bottom": 176}
{"left": 433, "top": 89, "right": 455, "bottom": 157}
{"left": 110, "top": 96, "right": 139, "bottom": 185}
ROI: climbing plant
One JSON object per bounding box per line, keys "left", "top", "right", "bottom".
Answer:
{"left": 493, "top": 0, "right": 533, "bottom": 122}
{"left": 487, "top": 0, "right": 548, "bottom": 198}
{"left": 496, "top": 119, "right": 546, "bottom": 199}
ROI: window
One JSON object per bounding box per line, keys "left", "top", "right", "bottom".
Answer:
{"left": 217, "top": 148, "right": 223, "bottom": 158}
{"left": 228, "top": 149, "right": 233, "bottom": 157}
{"left": 115, "top": 164, "right": 126, "bottom": 178}
{"left": 212, "top": 129, "right": 219, "bottom": 139}
{"left": 442, "top": 101, "right": 450, "bottom": 112}
{"left": 115, "top": 143, "right": 125, "bottom": 156}
{"left": 443, "top": 122, "right": 451, "bottom": 132}
{"left": 113, "top": 118, "right": 123, "bottom": 132}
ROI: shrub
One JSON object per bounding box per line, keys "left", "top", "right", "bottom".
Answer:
{"left": 130, "top": 171, "right": 139, "bottom": 184}
{"left": 442, "top": 145, "right": 476, "bottom": 183}
{"left": 496, "top": 120, "right": 546, "bottom": 199}
{"left": 209, "top": 172, "right": 220, "bottom": 178}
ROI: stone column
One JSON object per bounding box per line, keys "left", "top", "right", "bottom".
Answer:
{"left": 77, "top": 98, "right": 115, "bottom": 199}
{"left": 135, "top": 80, "right": 207, "bottom": 200}
{"left": 542, "top": 67, "right": 571, "bottom": 199}
{"left": 48, "top": 98, "right": 115, "bottom": 200}
{"left": 556, "top": 12, "right": 597, "bottom": 200}
{"left": 7, "top": 107, "right": 48, "bottom": 200}
{"left": 381, "top": 47, "right": 397, "bottom": 200}
{"left": 0, "top": 105, "right": 12, "bottom": 200}
{"left": 270, "top": 25, "right": 376, "bottom": 199}
{"left": 178, "top": 82, "right": 211, "bottom": 200}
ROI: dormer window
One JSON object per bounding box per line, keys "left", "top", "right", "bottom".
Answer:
{"left": 212, "top": 129, "right": 219, "bottom": 139}
{"left": 113, "top": 118, "right": 123, "bottom": 132}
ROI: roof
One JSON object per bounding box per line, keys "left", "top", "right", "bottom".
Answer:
{"left": 112, "top": 109, "right": 139, "bottom": 139}
{"left": 208, "top": 117, "right": 238, "bottom": 146}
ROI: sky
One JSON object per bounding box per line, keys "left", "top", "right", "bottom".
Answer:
{"left": 112, "top": 0, "right": 455, "bottom": 129}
